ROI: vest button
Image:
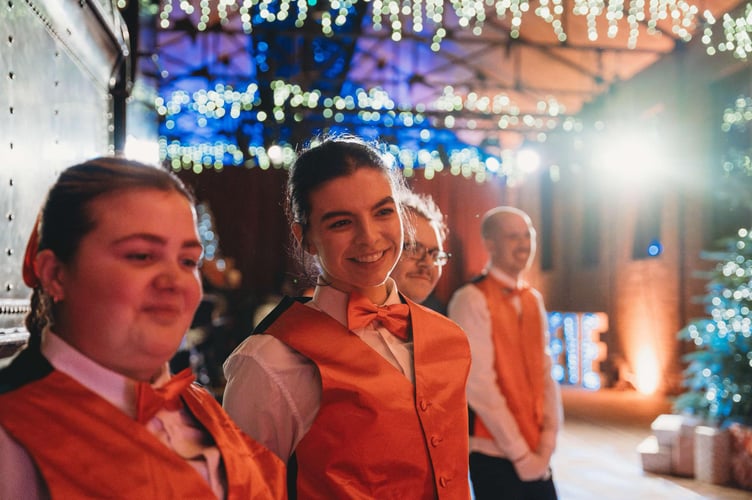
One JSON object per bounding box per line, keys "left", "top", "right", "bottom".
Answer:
{"left": 430, "top": 435, "right": 443, "bottom": 447}
{"left": 439, "top": 476, "right": 449, "bottom": 488}
{"left": 419, "top": 399, "right": 431, "bottom": 411}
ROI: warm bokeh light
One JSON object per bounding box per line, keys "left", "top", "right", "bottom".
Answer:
{"left": 618, "top": 290, "right": 672, "bottom": 396}
{"left": 634, "top": 346, "right": 661, "bottom": 395}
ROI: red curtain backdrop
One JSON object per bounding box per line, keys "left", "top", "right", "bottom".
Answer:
{"left": 177, "top": 167, "right": 293, "bottom": 296}
{"left": 178, "top": 168, "right": 510, "bottom": 309}
{"left": 407, "top": 172, "right": 509, "bottom": 305}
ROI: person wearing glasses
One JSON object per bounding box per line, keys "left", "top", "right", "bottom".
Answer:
{"left": 448, "top": 206, "right": 562, "bottom": 500}
{"left": 391, "top": 191, "right": 450, "bottom": 307}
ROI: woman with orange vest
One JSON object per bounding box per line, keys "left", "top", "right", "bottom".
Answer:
{"left": 0, "top": 158, "right": 286, "bottom": 499}
{"left": 223, "top": 134, "right": 472, "bottom": 499}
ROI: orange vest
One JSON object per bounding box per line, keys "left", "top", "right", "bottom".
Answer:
{"left": 266, "top": 298, "right": 471, "bottom": 500}
{"left": 0, "top": 349, "right": 286, "bottom": 500}
{"left": 471, "top": 276, "right": 545, "bottom": 450}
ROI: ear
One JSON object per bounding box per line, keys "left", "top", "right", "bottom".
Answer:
{"left": 35, "top": 249, "right": 67, "bottom": 302}
{"left": 292, "top": 223, "right": 317, "bottom": 256}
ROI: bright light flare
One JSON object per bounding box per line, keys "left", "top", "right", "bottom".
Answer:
{"left": 124, "top": 135, "right": 160, "bottom": 165}
{"left": 267, "top": 144, "right": 283, "bottom": 165}
{"left": 517, "top": 148, "right": 540, "bottom": 173}
{"left": 485, "top": 156, "right": 500, "bottom": 173}
{"left": 592, "top": 129, "right": 669, "bottom": 187}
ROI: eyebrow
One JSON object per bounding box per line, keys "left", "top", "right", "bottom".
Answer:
{"left": 319, "top": 196, "right": 395, "bottom": 223}
{"left": 112, "top": 233, "right": 203, "bottom": 250}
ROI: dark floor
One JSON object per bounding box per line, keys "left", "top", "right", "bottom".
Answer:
{"left": 553, "top": 388, "right": 751, "bottom": 500}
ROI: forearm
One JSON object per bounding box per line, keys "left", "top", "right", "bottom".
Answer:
{"left": 467, "top": 375, "right": 530, "bottom": 460}
{"left": 538, "top": 300, "right": 562, "bottom": 459}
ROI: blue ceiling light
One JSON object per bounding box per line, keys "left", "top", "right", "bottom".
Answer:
{"left": 647, "top": 240, "right": 663, "bottom": 257}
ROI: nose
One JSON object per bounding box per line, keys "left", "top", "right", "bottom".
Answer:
{"left": 415, "top": 252, "right": 432, "bottom": 266}
{"left": 153, "top": 261, "right": 190, "bottom": 291}
{"left": 154, "top": 269, "right": 178, "bottom": 290}
{"left": 355, "top": 218, "right": 379, "bottom": 244}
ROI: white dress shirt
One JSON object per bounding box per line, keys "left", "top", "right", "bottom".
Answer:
{"left": 0, "top": 330, "right": 225, "bottom": 499}
{"left": 448, "top": 266, "right": 562, "bottom": 463}
{"left": 222, "top": 278, "right": 413, "bottom": 461}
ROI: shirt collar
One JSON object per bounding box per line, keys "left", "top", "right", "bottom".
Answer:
{"left": 310, "top": 277, "right": 402, "bottom": 327}
{"left": 40, "top": 329, "right": 167, "bottom": 419}
{"left": 486, "top": 265, "right": 524, "bottom": 290}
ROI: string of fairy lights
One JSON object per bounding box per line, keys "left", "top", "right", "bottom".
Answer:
{"left": 156, "top": 78, "right": 582, "bottom": 180}
{"left": 138, "top": 0, "right": 752, "bottom": 179}
{"left": 150, "top": 0, "right": 752, "bottom": 55}
{"left": 720, "top": 95, "right": 752, "bottom": 176}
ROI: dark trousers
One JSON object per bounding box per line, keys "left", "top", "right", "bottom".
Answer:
{"left": 470, "top": 452, "right": 558, "bottom": 500}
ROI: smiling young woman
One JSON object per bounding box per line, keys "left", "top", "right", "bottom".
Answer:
{"left": 223, "top": 134, "right": 472, "bottom": 499}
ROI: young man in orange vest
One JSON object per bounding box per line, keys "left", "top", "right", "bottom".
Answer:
{"left": 448, "top": 206, "right": 562, "bottom": 500}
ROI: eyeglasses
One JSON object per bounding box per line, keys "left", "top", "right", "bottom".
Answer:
{"left": 402, "top": 242, "right": 451, "bottom": 266}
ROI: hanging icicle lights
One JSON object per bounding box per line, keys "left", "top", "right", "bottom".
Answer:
{"left": 154, "top": 0, "right": 735, "bottom": 51}
{"left": 702, "top": 4, "right": 752, "bottom": 60}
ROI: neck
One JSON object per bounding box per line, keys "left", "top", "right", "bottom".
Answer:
{"left": 355, "top": 286, "right": 388, "bottom": 305}
{"left": 491, "top": 265, "right": 521, "bottom": 282}
{"left": 320, "top": 273, "right": 392, "bottom": 305}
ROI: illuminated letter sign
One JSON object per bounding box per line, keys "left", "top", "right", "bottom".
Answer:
{"left": 548, "top": 312, "right": 608, "bottom": 390}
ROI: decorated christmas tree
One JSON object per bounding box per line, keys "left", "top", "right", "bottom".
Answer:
{"left": 674, "top": 228, "right": 752, "bottom": 426}
{"left": 674, "top": 95, "right": 752, "bottom": 426}
{"left": 670, "top": 95, "right": 752, "bottom": 490}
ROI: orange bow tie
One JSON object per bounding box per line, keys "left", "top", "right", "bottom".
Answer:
{"left": 135, "top": 368, "right": 196, "bottom": 424}
{"left": 347, "top": 292, "right": 411, "bottom": 341}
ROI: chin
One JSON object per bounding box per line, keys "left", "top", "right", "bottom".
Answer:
{"left": 404, "top": 286, "right": 430, "bottom": 304}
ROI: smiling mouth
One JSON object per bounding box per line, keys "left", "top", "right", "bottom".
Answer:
{"left": 144, "top": 305, "right": 182, "bottom": 316}
{"left": 351, "top": 250, "right": 386, "bottom": 263}
{"left": 144, "top": 307, "right": 186, "bottom": 327}
{"left": 408, "top": 272, "right": 432, "bottom": 280}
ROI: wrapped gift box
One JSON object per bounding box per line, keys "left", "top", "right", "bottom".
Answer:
{"left": 649, "top": 413, "right": 700, "bottom": 477}
{"left": 729, "top": 423, "right": 752, "bottom": 491}
{"left": 695, "top": 425, "right": 730, "bottom": 485}
{"left": 652, "top": 414, "right": 684, "bottom": 447}
{"left": 673, "top": 422, "right": 696, "bottom": 477}
{"left": 638, "top": 435, "right": 672, "bottom": 475}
